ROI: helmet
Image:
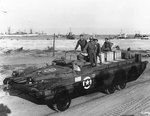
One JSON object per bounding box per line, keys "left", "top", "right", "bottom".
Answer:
{"left": 89, "top": 36, "right": 94, "bottom": 40}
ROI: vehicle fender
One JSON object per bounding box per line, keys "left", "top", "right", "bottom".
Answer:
{"left": 53, "top": 86, "right": 70, "bottom": 103}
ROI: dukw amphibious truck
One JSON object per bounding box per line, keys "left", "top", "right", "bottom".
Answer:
{"left": 3, "top": 50, "right": 148, "bottom": 111}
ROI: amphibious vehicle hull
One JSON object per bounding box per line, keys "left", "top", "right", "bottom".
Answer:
{"left": 3, "top": 51, "right": 148, "bottom": 111}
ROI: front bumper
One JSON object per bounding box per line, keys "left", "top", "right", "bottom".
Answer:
{"left": 9, "top": 83, "right": 54, "bottom": 100}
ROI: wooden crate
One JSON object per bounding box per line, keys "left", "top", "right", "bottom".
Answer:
{"left": 114, "top": 50, "right": 122, "bottom": 60}
{"left": 97, "top": 53, "right": 105, "bottom": 63}
{"left": 106, "top": 52, "right": 114, "bottom": 61}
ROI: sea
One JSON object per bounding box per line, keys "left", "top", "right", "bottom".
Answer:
{"left": 0, "top": 36, "right": 150, "bottom": 51}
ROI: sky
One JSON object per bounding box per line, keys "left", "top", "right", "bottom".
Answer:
{"left": 0, "top": 0, "right": 150, "bottom": 34}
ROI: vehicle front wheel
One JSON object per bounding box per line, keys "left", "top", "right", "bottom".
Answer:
{"left": 54, "top": 91, "right": 71, "bottom": 111}
{"left": 3, "top": 78, "right": 10, "bottom": 85}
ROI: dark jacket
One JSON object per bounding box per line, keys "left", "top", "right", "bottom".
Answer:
{"left": 102, "top": 41, "right": 113, "bottom": 52}
{"left": 84, "top": 41, "right": 97, "bottom": 53}
{"left": 84, "top": 41, "right": 97, "bottom": 65}
{"left": 75, "top": 39, "right": 87, "bottom": 51}
{"left": 96, "top": 43, "right": 101, "bottom": 55}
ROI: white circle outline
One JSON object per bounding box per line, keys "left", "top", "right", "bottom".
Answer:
{"left": 83, "top": 76, "right": 92, "bottom": 89}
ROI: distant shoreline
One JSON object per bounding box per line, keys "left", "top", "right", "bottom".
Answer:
{"left": 0, "top": 34, "right": 138, "bottom": 40}
{"left": 0, "top": 34, "right": 150, "bottom": 40}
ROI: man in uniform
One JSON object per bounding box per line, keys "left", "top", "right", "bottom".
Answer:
{"left": 94, "top": 39, "right": 101, "bottom": 64}
{"left": 102, "top": 38, "right": 113, "bottom": 52}
{"left": 84, "top": 37, "right": 97, "bottom": 67}
{"left": 74, "top": 34, "right": 87, "bottom": 51}
{"left": 94, "top": 39, "right": 101, "bottom": 56}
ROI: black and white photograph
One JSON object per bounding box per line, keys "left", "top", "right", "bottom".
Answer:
{"left": 0, "top": 0, "right": 150, "bottom": 116}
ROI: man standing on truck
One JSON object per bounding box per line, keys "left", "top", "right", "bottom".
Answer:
{"left": 94, "top": 39, "right": 101, "bottom": 56}
{"left": 102, "top": 38, "right": 113, "bottom": 52}
{"left": 84, "top": 37, "right": 97, "bottom": 67}
{"left": 94, "top": 39, "right": 101, "bottom": 64}
{"left": 74, "top": 34, "right": 87, "bottom": 51}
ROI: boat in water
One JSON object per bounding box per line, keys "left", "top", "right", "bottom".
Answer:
{"left": 66, "top": 28, "right": 75, "bottom": 39}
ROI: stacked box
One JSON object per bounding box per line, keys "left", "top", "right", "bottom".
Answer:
{"left": 114, "top": 50, "right": 122, "bottom": 59}
{"left": 121, "top": 51, "right": 133, "bottom": 59}
{"left": 97, "top": 53, "right": 105, "bottom": 64}
{"left": 106, "top": 52, "right": 114, "bottom": 61}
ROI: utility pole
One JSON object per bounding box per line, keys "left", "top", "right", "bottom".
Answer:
{"left": 53, "top": 33, "right": 55, "bottom": 57}
{"left": 8, "top": 26, "right": 11, "bottom": 35}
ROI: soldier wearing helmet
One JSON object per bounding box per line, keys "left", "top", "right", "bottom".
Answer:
{"left": 84, "top": 37, "right": 97, "bottom": 67}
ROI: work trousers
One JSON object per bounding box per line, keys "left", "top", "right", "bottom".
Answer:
{"left": 88, "top": 51, "right": 97, "bottom": 66}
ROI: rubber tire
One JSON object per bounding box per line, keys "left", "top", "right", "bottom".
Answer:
{"left": 116, "top": 82, "right": 126, "bottom": 90}
{"left": 105, "top": 86, "right": 115, "bottom": 94}
{"left": 3, "top": 78, "right": 10, "bottom": 85}
{"left": 55, "top": 91, "right": 71, "bottom": 111}
{"left": 119, "top": 82, "right": 126, "bottom": 89}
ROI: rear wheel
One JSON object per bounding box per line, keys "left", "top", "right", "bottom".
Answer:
{"left": 119, "top": 82, "right": 126, "bottom": 89}
{"left": 105, "top": 86, "right": 115, "bottom": 94}
{"left": 116, "top": 82, "right": 126, "bottom": 90}
{"left": 54, "top": 91, "right": 71, "bottom": 111}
